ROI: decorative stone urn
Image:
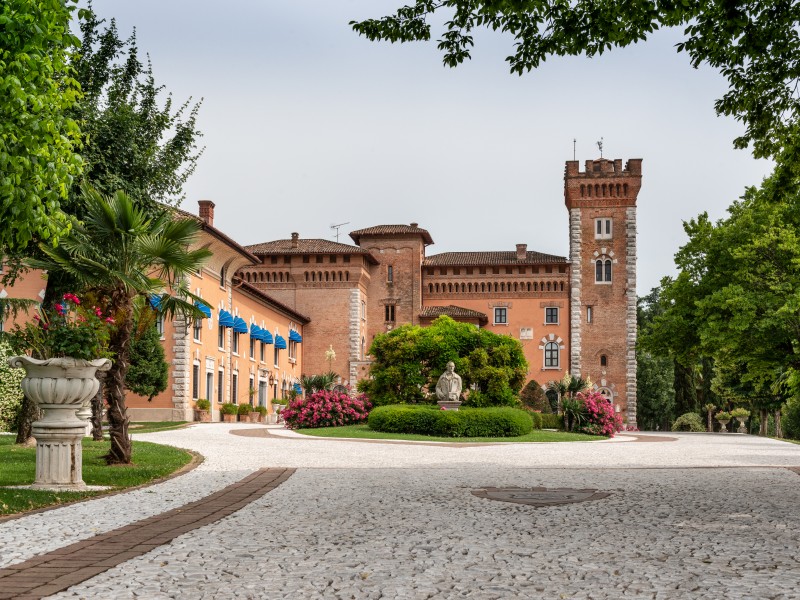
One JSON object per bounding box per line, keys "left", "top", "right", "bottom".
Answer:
{"left": 717, "top": 419, "right": 730, "bottom": 433}
{"left": 9, "top": 356, "right": 112, "bottom": 490}
{"left": 736, "top": 419, "right": 748, "bottom": 434}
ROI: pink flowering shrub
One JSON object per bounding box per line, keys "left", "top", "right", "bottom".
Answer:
{"left": 282, "top": 390, "right": 372, "bottom": 429}
{"left": 578, "top": 391, "right": 623, "bottom": 437}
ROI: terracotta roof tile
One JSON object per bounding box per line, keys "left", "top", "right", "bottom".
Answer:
{"left": 246, "top": 238, "right": 372, "bottom": 255}
{"left": 350, "top": 224, "right": 433, "bottom": 245}
{"left": 424, "top": 251, "right": 568, "bottom": 266}
{"left": 419, "top": 305, "right": 488, "bottom": 322}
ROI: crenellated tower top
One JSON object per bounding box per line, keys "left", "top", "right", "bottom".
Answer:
{"left": 564, "top": 158, "right": 642, "bottom": 210}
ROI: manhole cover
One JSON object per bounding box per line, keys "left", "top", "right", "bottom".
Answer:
{"left": 471, "top": 487, "right": 612, "bottom": 507}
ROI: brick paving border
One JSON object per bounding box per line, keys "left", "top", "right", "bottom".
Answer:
{"left": 0, "top": 468, "right": 294, "bottom": 600}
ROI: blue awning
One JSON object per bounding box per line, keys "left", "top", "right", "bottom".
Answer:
{"left": 218, "top": 309, "right": 235, "bottom": 328}
{"left": 288, "top": 330, "right": 303, "bottom": 343}
{"left": 233, "top": 316, "right": 249, "bottom": 333}
{"left": 148, "top": 294, "right": 163, "bottom": 311}
{"left": 249, "top": 323, "right": 261, "bottom": 338}
{"left": 274, "top": 335, "right": 287, "bottom": 349}
{"left": 293, "top": 383, "right": 302, "bottom": 394}
{"left": 261, "top": 329, "right": 273, "bottom": 344}
{"left": 195, "top": 301, "right": 212, "bottom": 318}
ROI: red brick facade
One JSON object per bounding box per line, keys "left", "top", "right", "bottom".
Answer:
{"left": 239, "top": 158, "right": 642, "bottom": 425}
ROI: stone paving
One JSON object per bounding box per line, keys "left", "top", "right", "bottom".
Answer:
{"left": 1, "top": 425, "right": 800, "bottom": 599}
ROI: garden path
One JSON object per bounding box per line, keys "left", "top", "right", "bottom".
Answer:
{"left": 1, "top": 425, "right": 799, "bottom": 599}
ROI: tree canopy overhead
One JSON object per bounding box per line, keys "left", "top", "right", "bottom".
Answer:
{"left": 0, "top": 0, "right": 83, "bottom": 252}
{"left": 351, "top": 0, "right": 800, "bottom": 158}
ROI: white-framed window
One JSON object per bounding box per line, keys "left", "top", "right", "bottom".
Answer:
{"left": 192, "top": 318, "right": 202, "bottom": 342}
{"left": 544, "top": 342, "right": 560, "bottom": 368}
{"left": 587, "top": 306, "right": 593, "bottom": 323}
{"left": 218, "top": 324, "right": 225, "bottom": 349}
{"left": 289, "top": 339, "right": 297, "bottom": 361}
{"left": 494, "top": 307, "right": 508, "bottom": 325}
{"left": 595, "top": 218, "right": 612, "bottom": 240}
{"left": 387, "top": 265, "right": 393, "bottom": 283}
{"left": 217, "top": 369, "right": 224, "bottom": 404}
{"left": 260, "top": 341, "right": 265, "bottom": 362}
{"left": 249, "top": 375, "right": 255, "bottom": 404}
{"left": 361, "top": 300, "right": 366, "bottom": 320}
{"left": 205, "top": 371, "right": 214, "bottom": 402}
{"left": 156, "top": 313, "right": 165, "bottom": 338}
{"left": 192, "top": 362, "right": 200, "bottom": 399}
{"left": 274, "top": 346, "right": 280, "bottom": 367}
{"left": 595, "top": 258, "right": 612, "bottom": 283}
{"left": 249, "top": 337, "right": 256, "bottom": 359}
{"left": 232, "top": 371, "right": 239, "bottom": 404}
{"left": 545, "top": 307, "right": 558, "bottom": 324}
{"left": 232, "top": 332, "right": 239, "bottom": 354}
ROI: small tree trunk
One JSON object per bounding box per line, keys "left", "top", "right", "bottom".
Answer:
{"left": 15, "top": 394, "right": 40, "bottom": 445}
{"left": 774, "top": 410, "right": 783, "bottom": 439}
{"left": 91, "top": 372, "right": 106, "bottom": 441}
{"left": 104, "top": 295, "right": 134, "bottom": 465}
{"left": 707, "top": 410, "right": 713, "bottom": 432}
{"left": 759, "top": 408, "right": 768, "bottom": 436}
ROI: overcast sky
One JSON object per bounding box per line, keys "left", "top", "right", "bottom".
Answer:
{"left": 81, "top": 0, "right": 773, "bottom": 294}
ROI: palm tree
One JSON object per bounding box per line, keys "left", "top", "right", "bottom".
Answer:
{"left": 30, "top": 187, "right": 211, "bottom": 464}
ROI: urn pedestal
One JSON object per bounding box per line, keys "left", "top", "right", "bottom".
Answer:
{"left": 437, "top": 400, "right": 462, "bottom": 411}
{"left": 9, "top": 356, "right": 112, "bottom": 491}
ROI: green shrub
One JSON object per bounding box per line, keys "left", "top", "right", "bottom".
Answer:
{"left": 671, "top": 412, "right": 705, "bottom": 432}
{"left": 220, "top": 403, "right": 237, "bottom": 415}
{"left": 540, "top": 413, "right": 564, "bottom": 430}
{"left": 368, "top": 405, "right": 532, "bottom": 437}
{"left": 0, "top": 340, "right": 24, "bottom": 432}
{"left": 256, "top": 406, "right": 267, "bottom": 416}
{"left": 519, "top": 379, "right": 551, "bottom": 413}
{"left": 526, "top": 411, "right": 543, "bottom": 429}
{"left": 237, "top": 404, "right": 252, "bottom": 416}
{"left": 784, "top": 397, "right": 800, "bottom": 440}
{"left": 195, "top": 398, "right": 210, "bottom": 411}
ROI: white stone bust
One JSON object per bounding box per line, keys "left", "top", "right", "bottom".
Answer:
{"left": 436, "top": 361, "right": 462, "bottom": 401}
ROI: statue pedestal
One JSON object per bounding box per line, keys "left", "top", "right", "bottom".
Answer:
{"left": 31, "top": 418, "right": 88, "bottom": 491}
{"left": 437, "top": 400, "right": 462, "bottom": 411}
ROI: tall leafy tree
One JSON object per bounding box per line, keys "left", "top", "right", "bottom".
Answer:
{"left": 125, "top": 315, "right": 168, "bottom": 403}
{"left": 365, "top": 315, "right": 527, "bottom": 406}
{"left": 636, "top": 289, "right": 675, "bottom": 430}
{"left": 0, "top": 0, "right": 83, "bottom": 252}
{"left": 352, "top": 0, "right": 800, "bottom": 158}
{"left": 29, "top": 187, "right": 211, "bottom": 464}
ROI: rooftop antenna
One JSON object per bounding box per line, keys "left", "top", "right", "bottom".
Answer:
{"left": 573, "top": 138, "right": 576, "bottom": 161}
{"left": 597, "top": 137, "right": 604, "bottom": 158}
{"left": 330, "top": 221, "right": 349, "bottom": 243}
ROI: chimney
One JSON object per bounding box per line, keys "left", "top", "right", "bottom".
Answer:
{"left": 291, "top": 232, "right": 299, "bottom": 248}
{"left": 198, "top": 200, "right": 215, "bottom": 226}
{"left": 410, "top": 222, "right": 418, "bottom": 228}
{"left": 516, "top": 243, "right": 527, "bottom": 261}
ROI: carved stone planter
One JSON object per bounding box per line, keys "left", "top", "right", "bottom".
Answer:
{"left": 195, "top": 409, "right": 211, "bottom": 422}
{"left": 718, "top": 419, "right": 730, "bottom": 433}
{"left": 9, "top": 356, "right": 112, "bottom": 490}
{"left": 222, "top": 414, "right": 236, "bottom": 423}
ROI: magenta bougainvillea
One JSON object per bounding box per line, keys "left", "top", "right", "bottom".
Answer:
{"left": 578, "top": 391, "right": 624, "bottom": 437}
{"left": 282, "top": 390, "right": 372, "bottom": 429}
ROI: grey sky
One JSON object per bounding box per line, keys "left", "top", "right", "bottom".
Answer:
{"left": 83, "top": 0, "right": 773, "bottom": 294}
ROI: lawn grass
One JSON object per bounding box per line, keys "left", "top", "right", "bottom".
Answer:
{"left": 295, "top": 423, "right": 604, "bottom": 443}
{"left": 0, "top": 436, "right": 193, "bottom": 516}
{"left": 129, "top": 421, "right": 190, "bottom": 434}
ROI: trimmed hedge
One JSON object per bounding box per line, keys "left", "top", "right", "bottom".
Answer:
{"left": 540, "top": 413, "right": 564, "bottom": 430}
{"left": 671, "top": 412, "right": 706, "bottom": 432}
{"left": 367, "top": 405, "right": 533, "bottom": 437}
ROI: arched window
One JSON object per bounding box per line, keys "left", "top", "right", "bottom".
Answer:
{"left": 580, "top": 184, "right": 585, "bottom": 197}
{"left": 600, "top": 354, "right": 608, "bottom": 367}
{"left": 428, "top": 283, "right": 433, "bottom": 293}
{"left": 595, "top": 258, "right": 612, "bottom": 283}
{"left": 545, "top": 342, "right": 559, "bottom": 368}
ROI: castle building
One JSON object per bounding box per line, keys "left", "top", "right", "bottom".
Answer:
{"left": 237, "top": 157, "right": 642, "bottom": 426}
{"left": 1, "top": 158, "right": 641, "bottom": 426}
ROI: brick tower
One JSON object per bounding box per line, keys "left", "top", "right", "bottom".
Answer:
{"left": 564, "top": 158, "right": 642, "bottom": 427}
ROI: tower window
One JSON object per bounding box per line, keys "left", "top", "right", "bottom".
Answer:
{"left": 494, "top": 307, "right": 508, "bottom": 325}
{"left": 595, "top": 218, "right": 612, "bottom": 240}
{"left": 595, "top": 258, "right": 612, "bottom": 284}
{"left": 600, "top": 355, "right": 608, "bottom": 367}
{"left": 387, "top": 265, "right": 393, "bottom": 283}
{"left": 385, "top": 305, "right": 395, "bottom": 322}
{"left": 545, "top": 307, "right": 558, "bottom": 324}
{"left": 587, "top": 306, "right": 593, "bottom": 323}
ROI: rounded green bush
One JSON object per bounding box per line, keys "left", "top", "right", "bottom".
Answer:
{"left": 671, "top": 412, "right": 706, "bottom": 432}
{"left": 367, "top": 405, "right": 533, "bottom": 437}
{"left": 540, "top": 413, "right": 564, "bottom": 430}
